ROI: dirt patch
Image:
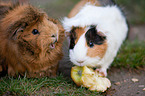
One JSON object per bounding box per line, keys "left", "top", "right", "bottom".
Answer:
{"left": 105, "top": 67, "right": 145, "bottom": 96}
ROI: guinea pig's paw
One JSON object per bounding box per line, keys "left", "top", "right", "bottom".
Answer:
{"left": 95, "top": 69, "right": 107, "bottom": 77}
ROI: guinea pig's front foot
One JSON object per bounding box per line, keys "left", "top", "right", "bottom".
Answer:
{"left": 95, "top": 68, "right": 107, "bottom": 77}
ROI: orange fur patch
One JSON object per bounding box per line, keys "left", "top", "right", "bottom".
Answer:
{"left": 86, "top": 41, "right": 107, "bottom": 58}
{"left": 68, "top": 0, "right": 100, "bottom": 18}
{"left": 74, "top": 27, "right": 85, "bottom": 44}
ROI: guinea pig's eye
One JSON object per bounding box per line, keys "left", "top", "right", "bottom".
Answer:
{"left": 89, "top": 42, "right": 94, "bottom": 48}
{"left": 32, "top": 29, "right": 39, "bottom": 35}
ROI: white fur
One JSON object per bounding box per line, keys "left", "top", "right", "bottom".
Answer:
{"left": 62, "top": 4, "right": 128, "bottom": 76}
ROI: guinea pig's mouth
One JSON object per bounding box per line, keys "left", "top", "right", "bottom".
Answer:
{"left": 49, "top": 39, "right": 58, "bottom": 49}
{"left": 50, "top": 43, "right": 55, "bottom": 49}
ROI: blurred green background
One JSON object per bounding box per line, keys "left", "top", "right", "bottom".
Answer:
{"left": 8, "top": 0, "right": 145, "bottom": 25}
{"left": 29, "top": 0, "right": 145, "bottom": 25}
{"left": 116, "top": 0, "right": 145, "bottom": 24}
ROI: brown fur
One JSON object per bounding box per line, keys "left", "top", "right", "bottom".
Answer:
{"left": 68, "top": 0, "right": 100, "bottom": 18}
{"left": 86, "top": 41, "right": 107, "bottom": 58}
{"left": 72, "top": 27, "right": 85, "bottom": 44}
{"left": 0, "top": 2, "right": 64, "bottom": 78}
{"left": 0, "top": 2, "right": 13, "bottom": 19}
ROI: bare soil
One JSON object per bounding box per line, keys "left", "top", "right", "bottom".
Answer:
{"left": 106, "top": 67, "right": 145, "bottom": 96}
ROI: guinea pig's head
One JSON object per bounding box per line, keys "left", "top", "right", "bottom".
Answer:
{"left": 2, "top": 4, "right": 61, "bottom": 59}
{"left": 69, "top": 25, "right": 107, "bottom": 67}
{"left": 16, "top": 18, "right": 59, "bottom": 55}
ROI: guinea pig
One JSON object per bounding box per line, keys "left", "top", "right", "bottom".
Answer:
{"left": 0, "top": 2, "right": 64, "bottom": 78}
{"left": 62, "top": 0, "right": 128, "bottom": 76}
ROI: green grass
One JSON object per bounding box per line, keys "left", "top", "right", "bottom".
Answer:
{"left": 0, "top": 74, "right": 101, "bottom": 96}
{"left": 0, "top": 40, "right": 144, "bottom": 95}
{"left": 112, "top": 40, "right": 145, "bottom": 68}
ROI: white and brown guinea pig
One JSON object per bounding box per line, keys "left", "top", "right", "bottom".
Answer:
{"left": 0, "top": 2, "right": 64, "bottom": 78}
{"left": 62, "top": 0, "right": 128, "bottom": 76}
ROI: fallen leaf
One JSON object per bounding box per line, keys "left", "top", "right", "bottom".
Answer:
{"left": 131, "top": 78, "right": 139, "bottom": 82}
{"left": 115, "top": 82, "right": 121, "bottom": 85}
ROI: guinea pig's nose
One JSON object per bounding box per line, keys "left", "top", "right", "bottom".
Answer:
{"left": 77, "top": 61, "right": 84, "bottom": 64}
{"left": 51, "top": 34, "right": 58, "bottom": 42}
{"left": 51, "top": 34, "right": 56, "bottom": 38}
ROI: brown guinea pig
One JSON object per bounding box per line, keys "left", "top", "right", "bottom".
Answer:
{"left": 0, "top": 2, "right": 64, "bottom": 78}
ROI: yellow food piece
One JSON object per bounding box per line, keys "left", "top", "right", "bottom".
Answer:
{"left": 71, "top": 66, "right": 83, "bottom": 86}
{"left": 71, "top": 66, "right": 111, "bottom": 92}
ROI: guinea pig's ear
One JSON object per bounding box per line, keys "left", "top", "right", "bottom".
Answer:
{"left": 11, "top": 23, "right": 28, "bottom": 40}
{"left": 48, "top": 18, "right": 58, "bottom": 24}
{"left": 97, "top": 31, "right": 106, "bottom": 40}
